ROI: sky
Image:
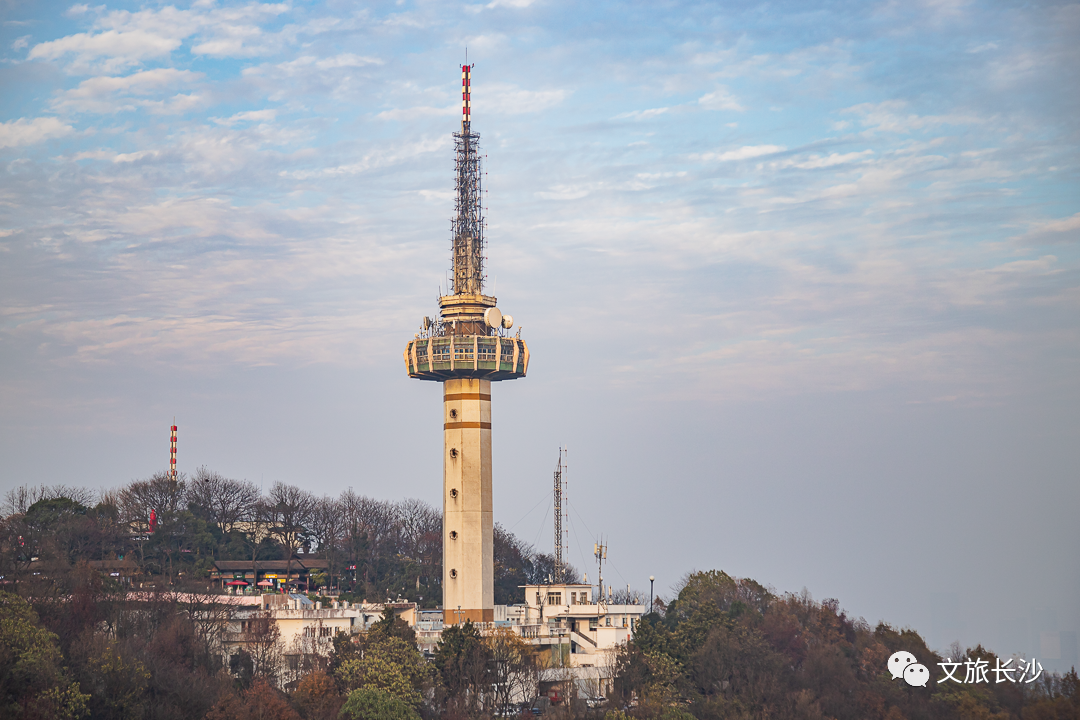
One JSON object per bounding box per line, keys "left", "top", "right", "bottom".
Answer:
{"left": 1, "top": 0, "right": 1078, "bottom": 666}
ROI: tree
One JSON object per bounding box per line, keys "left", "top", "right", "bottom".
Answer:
{"left": 117, "top": 472, "right": 187, "bottom": 577}
{"left": 307, "top": 497, "right": 344, "bottom": 591}
{"left": 186, "top": 468, "right": 259, "bottom": 537}
{"left": 241, "top": 610, "right": 283, "bottom": 684}
{"left": 369, "top": 606, "right": 417, "bottom": 645}
{"left": 434, "top": 620, "right": 493, "bottom": 715}
{"left": 3, "top": 485, "right": 95, "bottom": 517}
{"left": 73, "top": 636, "right": 150, "bottom": 720}
{"left": 335, "top": 633, "right": 428, "bottom": 709}
{"left": 292, "top": 669, "right": 342, "bottom": 720}
{"left": 487, "top": 627, "right": 537, "bottom": 714}
{"left": 0, "top": 591, "right": 90, "bottom": 719}
{"left": 205, "top": 678, "right": 300, "bottom": 720}
{"left": 339, "top": 688, "right": 419, "bottom": 720}
{"left": 264, "top": 483, "right": 314, "bottom": 590}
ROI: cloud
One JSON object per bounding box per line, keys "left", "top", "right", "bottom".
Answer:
{"left": 698, "top": 88, "right": 744, "bottom": 111}
{"left": 481, "top": 84, "right": 567, "bottom": 115}
{"left": 1034, "top": 213, "right": 1080, "bottom": 234}
{"left": 615, "top": 107, "right": 669, "bottom": 120}
{"left": 0, "top": 117, "right": 74, "bottom": 148}
{"left": 213, "top": 109, "right": 278, "bottom": 126}
{"left": 51, "top": 68, "right": 203, "bottom": 114}
{"left": 842, "top": 100, "right": 982, "bottom": 133}
{"left": 256, "top": 53, "right": 383, "bottom": 77}
{"left": 697, "top": 145, "right": 786, "bottom": 162}
{"left": 28, "top": 3, "right": 293, "bottom": 73}
{"left": 769, "top": 150, "right": 874, "bottom": 170}
{"left": 11, "top": 34, "right": 30, "bottom": 50}
{"left": 281, "top": 136, "right": 451, "bottom": 179}
{"left": 375, "top": 106, "right": 457, "bottom": 121}
{"left": 28, "top": 29, "right": 181, "bottom": 74}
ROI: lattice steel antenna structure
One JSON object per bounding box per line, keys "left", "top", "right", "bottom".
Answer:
{"left": 452, "top": 90, "right": 484, "bottom": 296}
{"left": 403, "top": 64, "right": 529, "bottom": 625}
{"left": 553, "top": 449, "right": 567, "bottom": 584}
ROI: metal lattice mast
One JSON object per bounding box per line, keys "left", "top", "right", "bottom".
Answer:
{"left": 452, "top": 65, "right": 484, "bottom": 295}
{"left": 554, "top": 448, "right": 566, "bottom": 583}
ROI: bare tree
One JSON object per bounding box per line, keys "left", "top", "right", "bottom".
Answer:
{"left": 242, "top": 610, "right": 284, "bottom": 685}
{"left": 3, "top": 484, "right": 96, "bottom": 517}
{"left": 308, "top": 497, "right": 344, "bottom": 591}
{"left": 264, "top": 483, "right": 314, "bottom": 591}
{"left": 118, "top": 472, "right": 188, "bottom": 574}
{"left": 488, "top": 628, "right": 538, "bottom": 713}
{"left": 187, "top": 467, "right": 259, "bottom": 536}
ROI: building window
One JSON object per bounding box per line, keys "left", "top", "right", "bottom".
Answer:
{"left": 547, "top": 592, "right": 562, "bottom": 606}
{"left": 606, "top": 617, "right": 612, "bottom": 627}
{"left": 570, "top": 592, "right": 577, "bottom": 604}
{"left": 622, "top": 616, "right": 628, "bottom": 627}
{"left": 589, "top": 618, "right": 598, "bottom": 630}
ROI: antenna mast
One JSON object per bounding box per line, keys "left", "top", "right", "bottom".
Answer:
{"left": 553, "top": 448, "right": 567, "bottom": 583}
{"left": 169, "top": 419, "right": 177, "bottom": 484}
{"left": 594, "top": 538, "right": 607, "bottom": 605}
{"left": 451, "top": 64, "right": 484, "bottom": 296}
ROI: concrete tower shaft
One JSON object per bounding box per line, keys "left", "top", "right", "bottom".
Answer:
{"left": 403, "top": 64, "right": 528, "bottom": 626}
{"left": 442, "top": 377, "right": 493, "bottom": 622}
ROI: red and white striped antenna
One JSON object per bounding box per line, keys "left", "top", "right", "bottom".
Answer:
{"left": 169, "top": 419, "right": 177, "bottom": 481}
{"left": 461, "top": 63, "right": 471, "bottom": 129}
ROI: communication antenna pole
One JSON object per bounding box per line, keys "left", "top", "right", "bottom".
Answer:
{"left": 553, "top": 448, "right": 567, "bottom": 583}
{"left": 594, "top": 538, "right": 607, "bottom": 605}
{"left": 169, "top": 419, "right": 177, "bottom": 484}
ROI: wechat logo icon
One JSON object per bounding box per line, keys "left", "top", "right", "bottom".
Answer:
{"left": 889, "top": 651, "right": 930, "bottom": 687}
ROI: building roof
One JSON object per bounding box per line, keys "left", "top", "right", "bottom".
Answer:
{"left": 212, "top": 559, "right": 323, "bottom": 571}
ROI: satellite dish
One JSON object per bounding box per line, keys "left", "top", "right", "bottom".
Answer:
{"left": 483, "top": 307, "right": 502, "bottom": 329}
{"left": 423, "top": 316, "right": 432, "bottom": 330}
{"left": 501, "top": 314, "right": 513, "bottom": 329}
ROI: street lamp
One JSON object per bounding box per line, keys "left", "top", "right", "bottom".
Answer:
{"left": 649, "top": 576, "right": 655, "bottom": 615}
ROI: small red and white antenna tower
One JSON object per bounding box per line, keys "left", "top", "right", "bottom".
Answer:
{"left": 169, "top": 419, "right": 177, "bottom": 483}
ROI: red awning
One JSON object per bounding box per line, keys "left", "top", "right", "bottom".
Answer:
{"left": 226, "top": 580, "right": 248, "bottom": 586}
{"left": 257, "top": 580, "right": 274, "bottom": 586}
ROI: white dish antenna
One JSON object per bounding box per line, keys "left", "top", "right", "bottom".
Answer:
{"left": 501, "top": 314, "right": 513, "bottom": 329}
{"left": 483, "top": 307, "right": 502, "bottom": 329}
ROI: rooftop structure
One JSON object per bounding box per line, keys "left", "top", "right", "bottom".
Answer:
{"left": 403, "top": 65, "right": 529, "bottom": 625}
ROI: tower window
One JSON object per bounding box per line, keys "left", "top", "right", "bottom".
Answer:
{"left": 449, "top": 569, "right": 458, "bottom": 579}
{"left": 449, "top": 409, "right": 458, "bottom": 419}
{"left": 450, "top": 488, "right": 458, "bottom": 498}
{"left": 449, "top": 531, "right": 458, "bottom": 540}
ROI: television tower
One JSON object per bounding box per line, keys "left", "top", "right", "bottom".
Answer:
{"left": 404, "top": 64, "right": 529, "bottom": 624}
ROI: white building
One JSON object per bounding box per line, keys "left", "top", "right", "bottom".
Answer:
{"left": 509, "top": 583, "right": 646, "bottom": 668}
{"left": 222, "top": 594, "right": 418, "bottom": 680}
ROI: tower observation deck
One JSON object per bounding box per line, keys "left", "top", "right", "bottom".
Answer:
{"left": 403, "top": 65, "right": 529, "bottom": 624}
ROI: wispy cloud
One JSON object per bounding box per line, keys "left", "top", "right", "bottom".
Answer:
{"left": 697, "top": 144, "right": 786, "bottom": 162}
{"left": 51, "top": 68, "right": 203, "bottom": 114}
{"left": 0, "top": 117, "right": 73, "bottom": 148}
{"left": 698, "top": 88, "right": 743, "bottom": 111}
